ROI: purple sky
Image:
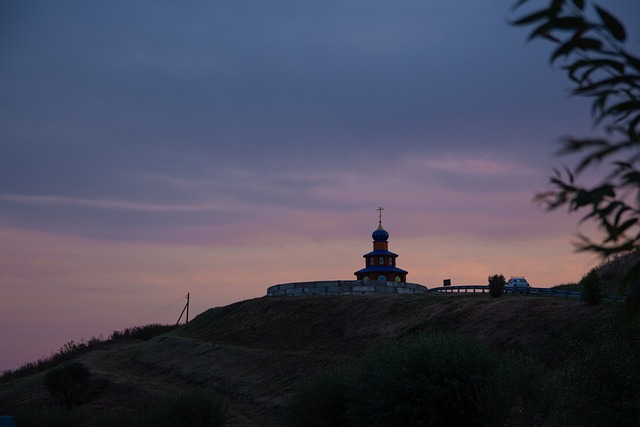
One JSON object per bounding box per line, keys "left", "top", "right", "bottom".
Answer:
{"left": 1, "top": 0, "right": 639, "bottom": 371}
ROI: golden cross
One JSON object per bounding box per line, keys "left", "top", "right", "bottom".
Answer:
{"left": 377, "top": 206, "right": 384, "bottom": 223}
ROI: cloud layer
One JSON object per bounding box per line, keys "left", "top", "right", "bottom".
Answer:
{"left": 1, "top": 0, "right": 638, "bottom": 370}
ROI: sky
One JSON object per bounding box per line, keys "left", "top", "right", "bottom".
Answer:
{"left": 1, "top": 0, "right": 639, "bottom": 371}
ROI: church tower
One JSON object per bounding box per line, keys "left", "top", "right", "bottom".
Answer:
{"left": 354, "top": 207, "right": 408, "bottom": 283}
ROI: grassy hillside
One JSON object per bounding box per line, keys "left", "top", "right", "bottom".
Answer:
{"left": 0, "top": 293, "right": 635, "bottom": 426}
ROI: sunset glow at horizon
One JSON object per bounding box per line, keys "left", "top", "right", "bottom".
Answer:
{"left": 1, "top": 0, "right": 638, "bottom": 371}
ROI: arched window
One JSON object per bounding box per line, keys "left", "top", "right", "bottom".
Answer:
{"left": 379, "top": 256, "right": 384, "bottom": 265}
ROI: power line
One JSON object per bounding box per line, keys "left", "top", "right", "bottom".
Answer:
{"left": 135, "top": 296, "right": 186, "bottom": 326}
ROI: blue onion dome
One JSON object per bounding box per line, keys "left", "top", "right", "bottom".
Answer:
{"left": 372, "top": 222, "right": 389, "bottom": 242}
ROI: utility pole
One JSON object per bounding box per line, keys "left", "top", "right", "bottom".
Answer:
{"left": 176, "top": 293, "right": 190, "bottom": 325}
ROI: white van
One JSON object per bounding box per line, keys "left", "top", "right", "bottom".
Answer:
{"left": 505, "top": 276, "right": 530, "bottom": 293}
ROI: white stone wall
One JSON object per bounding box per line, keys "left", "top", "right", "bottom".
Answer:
{"left": 266, "top": 280, "right": 428, "bottom": 297}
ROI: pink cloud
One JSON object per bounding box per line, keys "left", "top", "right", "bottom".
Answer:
{"left": 419, "top": 157, "right": 538, "bottom": 176}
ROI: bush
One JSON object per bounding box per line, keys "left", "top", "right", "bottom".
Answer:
{"left": 285, "top": 334, "right": 536, "bottom": 426}
{"left": 141, "top": 390, "right": 227, "bottom": 427}
{"left": 44, "top": 362, "right": 91, "bottom": 409}
{"left": 88, "top": 408, "right": 140, "bottom": 427}
{"left": 351, "top": 335, "right": 514, "bottom": 426}
{"left": 580, "top": 270, "right": 603, "bottom": 304}
{"left": 285, "top": 368, "right": 351, "bottom": 427}
{"left": 488, "top": 274, "right": 506, "bottom": 298}
{"left": 557, "top": 313, "right": 640, "bottom": 425}
{"left": 109, "top": 324, "right": 178, "bottom": 341}
{"left": 1, "top": 324, "right": 177, "bottom": 384}
{"left": 1, "top": 338, "right": 104, "bottom": 384}
{"left": 16, "top": 390, "right": 227, "bottom": 426}
{"left": 15, "top": 406, "right": 86, "bottom": 427}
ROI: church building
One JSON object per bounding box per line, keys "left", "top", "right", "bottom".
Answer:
{"left": 354, "top": 208, "right": 408, "bottom": 283}
{"left": 266, "top": 207, "right": 426, "bottom": 296}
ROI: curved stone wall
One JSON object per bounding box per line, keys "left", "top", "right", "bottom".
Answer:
{"left": 266, "top": 280, "right": 428, "bottom": 297}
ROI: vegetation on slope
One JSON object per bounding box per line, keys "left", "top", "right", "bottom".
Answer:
{"left": 1, "top": 293, "right": 638, "bottom": 426}
{"left": 553, "top": 249, "right": 640, "bottom": 300}
{"left": 0, "top": 324, "right": 179, "bottom": 385}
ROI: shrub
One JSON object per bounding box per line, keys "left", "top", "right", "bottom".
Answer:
{"left": 44, "top": 362, "right": 91, "bottom": 409}
{"left": 1, "top": 338, "right": 104, "bottom": 384}
{"left": 501, "top": 354, "right": 558, "bottom": 425}
{"left": 557, "top": 313, "right": 640, "bottom": 425}
{"left": 488, "top": 274, "right": 506, "bottom": 298}
{"left": 1, "top": 323, "right": 179, "bottom": 385}
{"left": 285, "top": 335, "right": 537, "bottom": 426}
{"left": 141, "top": 390, "right": 227, "bottom": 427}
{"left": 109, "top": 324, "right": 178, "bottom": 341}
{"left": 1, "top": 324, "right": 177, "bottom": 384}
{"left": 349, "top": 334, "right": 514, "bottom": 426}
{"left": 285, "top": 368, "right": 351, "bottom": 427}
{"left": 15, "top": 406, "right": 86, "bottom": 427}
{"left": 580, "top": 270, "right": 602, "bottom": 304}
{"left": 88, "top": 408, "right": 140, "bottom": 427}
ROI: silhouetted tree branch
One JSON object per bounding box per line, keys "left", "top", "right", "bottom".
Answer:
{"left": 512, "top": 0, "right": 640, "bottom": 314}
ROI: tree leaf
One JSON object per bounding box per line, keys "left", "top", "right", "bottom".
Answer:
{"left": 528, "top": 22, "right": 555, "bottom": 41}
{"left": 511, "top": 0, "right": 534, "bottom": 10}
{"left": 574, "top": 145, "right": 617, "bottom": 173}
{"left": 604, "top": 100, "right": 640, "bottom": 118}
{"left": 574, "top": 75, "right": 640, "bottom": 95}
{"left": 571, "top": 0, "right": 584, "bottom": 10}
{"left": 549, "top": 0, "right": 566, "bottom": 18}
{"left": 527, "top": 16, "right": 586, "bottom": 41}
{"left": 622, "top": 170, "right": 640, "bottom": 185}
{"left": 549, "top": 16, "right": 588, "bottom": 30}
{"left": 612, "top": 203, "right": 630, "bottom": 226}
{"left": 573, "top": 37, "right": 603, "bottom": 50}
{"left": 565, "top": 59, "right": 625, "bottom": 82}
{"left": 624, "top": 53, "right": 640, "bottom": 73}
{"left": 511, "top": 9, "right": 551, "bottom": 26}
{"left": 551, "top": 38, "right": 603, "bottom": 63}
{"left": 617, "top": 218, "right": 638, "bottom": 235}
{"left": 630, "top": 113, "right": 640, "bottom": 134}
{"left": 557, "top": 137, "right": 608, "bottom": 155}
{"left": 551, "top": 39, "right": 579, "bottom": 63}
{"left": 591, "top": 90, "right": 614, "bottom": 117}
{"left": 595, "top": 6, "right": 626, "bottom": 42}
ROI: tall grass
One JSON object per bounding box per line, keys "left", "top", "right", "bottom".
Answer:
{"left": 0, "top": 324, "right": 178, "bottom": 384}
{"left": 13, "top": 390, "right": 227, "bottom": 427}
{"left": 286, "top": 334, "right": 540, "bottom": 426}
{"left": 552, "top": 249, "right": 640, "bottom": 298}
{"left": 285, "top": 325, "right": 640, "bottom": 426}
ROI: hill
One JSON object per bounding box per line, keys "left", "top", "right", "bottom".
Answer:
{"left": 0, "top": 293, "right": 631, "bottom": 425}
